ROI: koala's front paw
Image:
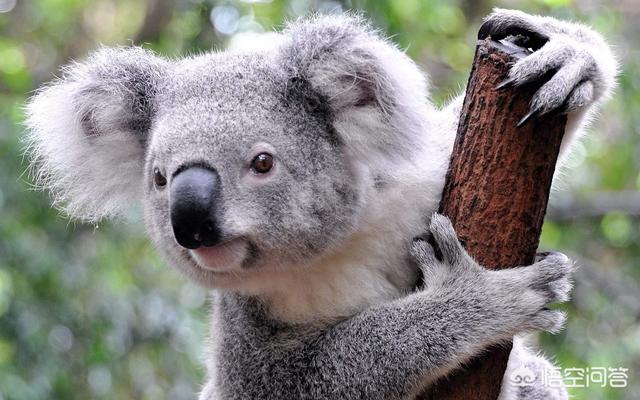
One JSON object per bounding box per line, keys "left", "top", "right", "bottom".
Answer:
{"left": 410, "top": 214, "right": 484, "bottom": 292}
{"left": 500, "top": 251, "right": 573, "bottom": 333}
{"left": 411, "top": 213, "right": 573, "bottom": 336}
{"left": 479, "top": 9, "right": 617, "bottom": 125}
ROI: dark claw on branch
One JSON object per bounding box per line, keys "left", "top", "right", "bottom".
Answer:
{"left": 478, "top": 19, "right": 549, "bottom": 51}
{"left": 496, "top": 77, "right": 517, "bottom": 90}
{"left": 517, "top": 108, "right": 539, "bottom": 127}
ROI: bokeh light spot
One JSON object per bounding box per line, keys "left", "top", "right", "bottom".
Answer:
{"left": 211, "top": 5, "right": 240, "bottom": 36}
{"left": 48, "top": 325, "right": 74, "bottom": 352}
{"left": 601, "top": 211, "right": 633, "bottom": 247}
{"left": 0, "top": 47, "right": 26, "bottom": 75}
{"left": 88, "top": 365, "right": 112, "bottom": 396}
{"left": 0, "top": 0, "right": 16, "bottom": 13}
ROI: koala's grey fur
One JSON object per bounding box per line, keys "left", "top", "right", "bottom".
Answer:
{"left": 25, "top": 9, "right": 616, "bottom": 400}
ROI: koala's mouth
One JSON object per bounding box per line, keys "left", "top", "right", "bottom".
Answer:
{"left": 189, "top": 238, "right": 248, "bottom": 272}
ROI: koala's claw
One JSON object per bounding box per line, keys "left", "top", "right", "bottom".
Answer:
{"left": 496, "top": 76, "right": 517, "bottom": 90}
{"left": 478, "top": 10, "right": 549, "bottom": 50}
{"left": 517, "top": 107, "right": 540, "bottom": 127}
{"left": 481, "top": 9, "right": 613, "bottom": 124}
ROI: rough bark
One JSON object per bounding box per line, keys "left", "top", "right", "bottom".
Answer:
{"left": 418, "top": 39, "right": 567, "bottom": 399}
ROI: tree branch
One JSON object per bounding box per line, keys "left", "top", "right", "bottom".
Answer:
{"left": 418, "top": 38, "right": 567, "bottom": 399}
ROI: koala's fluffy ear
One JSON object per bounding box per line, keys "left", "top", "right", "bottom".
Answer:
{"left": 25, "top": 47, "right": 166, "bottom": 221}
{"left": 279, "top": 14, "right": 433, "bottom": 160}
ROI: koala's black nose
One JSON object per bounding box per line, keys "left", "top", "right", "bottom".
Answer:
{"left": 170, "top": 166, "right": 222, "bottom": 249}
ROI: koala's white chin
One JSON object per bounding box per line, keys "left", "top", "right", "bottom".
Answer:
{"left": 190, "top": 238, "right": 248, "bottom": 272}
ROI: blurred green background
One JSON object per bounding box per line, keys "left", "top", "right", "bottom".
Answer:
{"left": 0, "top": 0, "right": 638, "bottom": 399}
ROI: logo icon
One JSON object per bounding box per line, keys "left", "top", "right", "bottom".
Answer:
{"left": 510, "top": 366, "right": 537, "bottom": 387}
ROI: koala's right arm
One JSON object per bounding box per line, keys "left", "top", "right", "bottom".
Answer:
{"left": 209, "top": 215, "right": 571, "bottom": 400}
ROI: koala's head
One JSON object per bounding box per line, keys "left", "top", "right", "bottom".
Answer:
{"left": 26, "top": 15, "right": 430, "bottom": 290}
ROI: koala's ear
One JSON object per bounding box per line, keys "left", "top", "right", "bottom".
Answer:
{"left": 278, "top": 14, "right": 432, "bottom": 159}
{"left": 25, "top": 47, "right": 166, "bottom": 221}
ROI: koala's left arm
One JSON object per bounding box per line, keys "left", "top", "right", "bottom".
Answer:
{"left": 441, "top": 9, "right": 617, "bottom": 157}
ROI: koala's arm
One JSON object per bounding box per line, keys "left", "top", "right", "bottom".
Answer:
{"left": 440, "top": 9, "right": 617, "bottom": 158}
{"left": 211, "top": 215, "right": 572, "bottom": 400}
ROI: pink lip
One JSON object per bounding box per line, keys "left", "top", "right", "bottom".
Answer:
{"left": 190, "top": 238, "right": 248, "bottom": 271}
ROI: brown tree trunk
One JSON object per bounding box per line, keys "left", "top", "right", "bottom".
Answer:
{"left": 418, "top": 39, "right": 567, "bottom": 399}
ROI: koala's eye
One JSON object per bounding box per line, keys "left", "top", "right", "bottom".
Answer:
{"left": 153, "top": 167, "right": 167, "bottom": 187}
{"left": 251, "top": 153, "right": 274, "bottom": 174}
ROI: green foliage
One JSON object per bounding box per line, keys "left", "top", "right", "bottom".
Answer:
{"left": 0, "top": 0, "right": 638, "bottom": 399}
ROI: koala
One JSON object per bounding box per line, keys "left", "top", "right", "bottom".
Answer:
{"left": 25, "top": 9, "right": 616, "bottom": 400}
